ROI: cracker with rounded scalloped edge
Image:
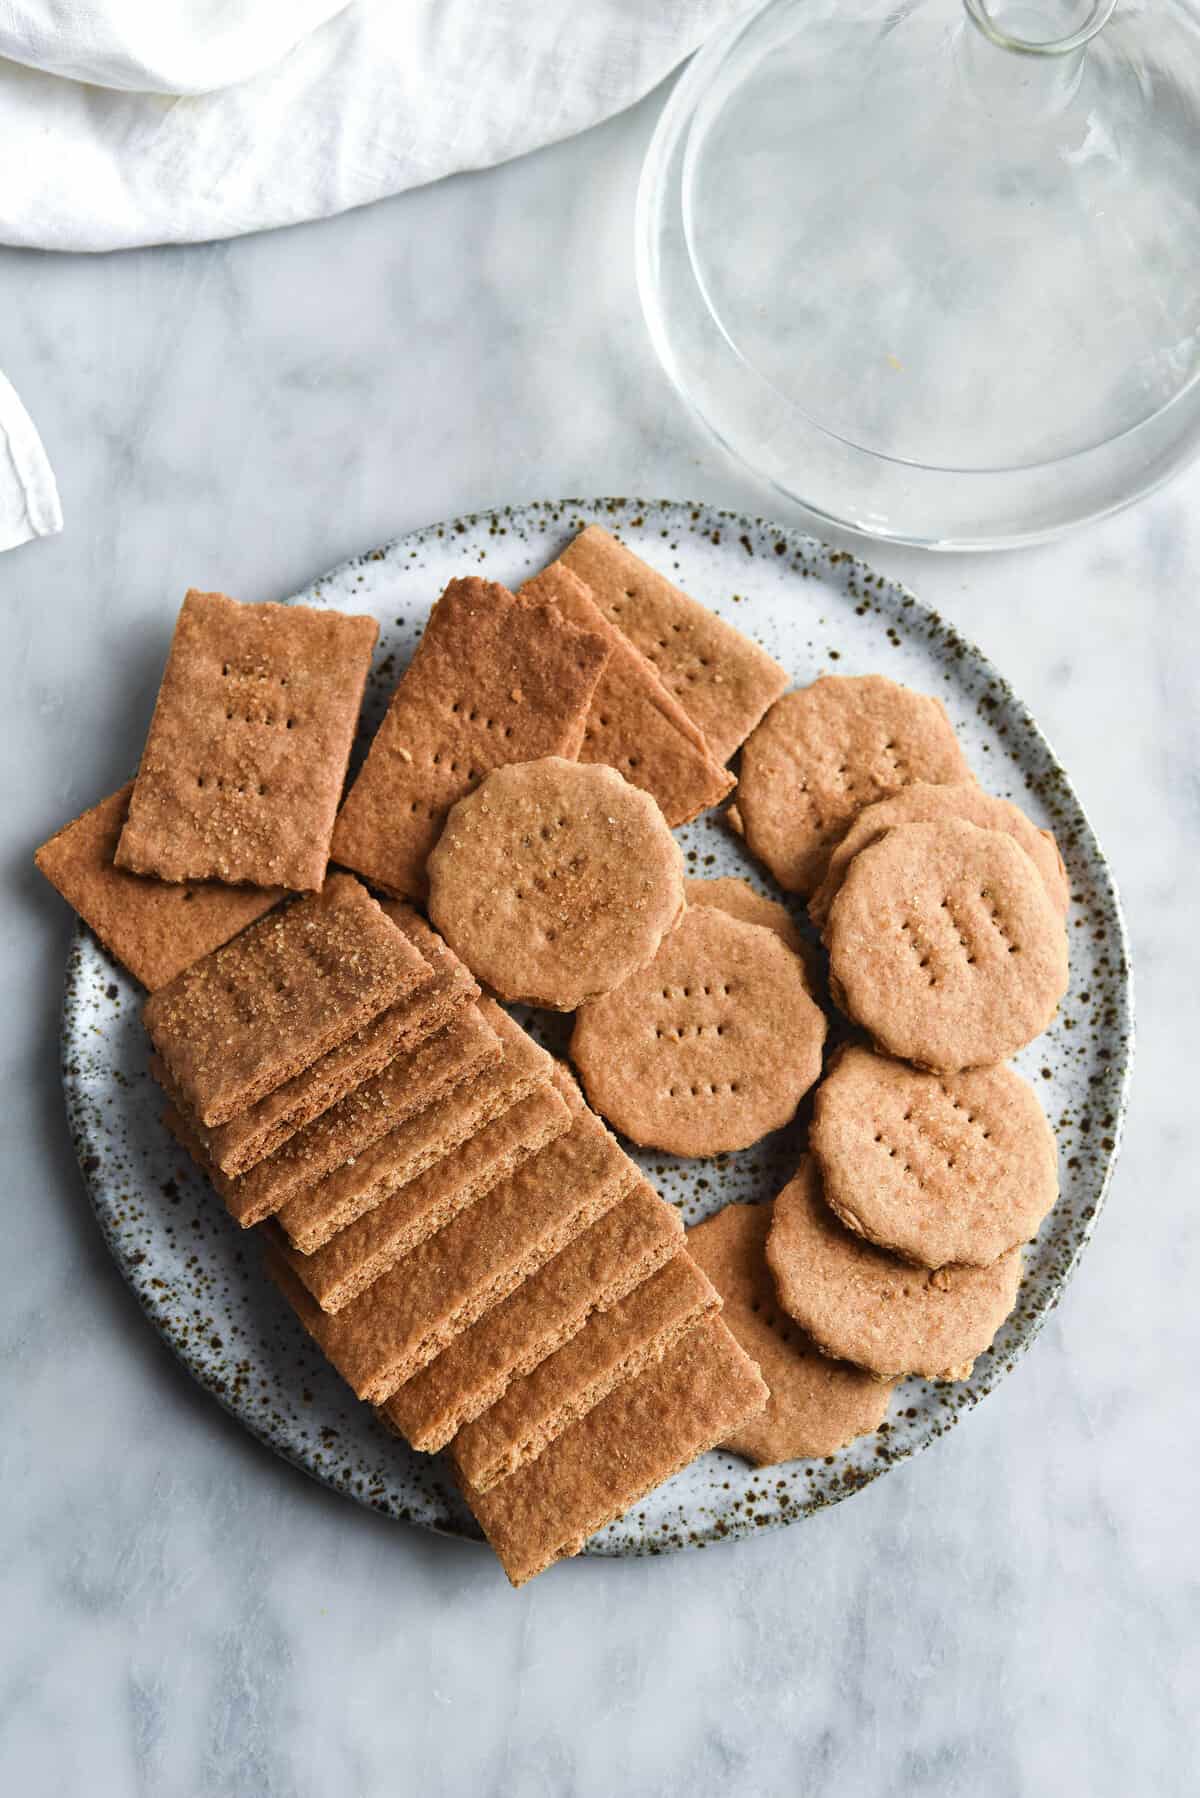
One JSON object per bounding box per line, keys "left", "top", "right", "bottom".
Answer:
{"left": 766, "top": 1157, "right": 1023, "bottom": 1382}
{"left": 571, "top": 904, "right": 826, "bottom": 1156}
{"left": 115, "top": 589, "right": 378, "bottom": 892}
{"left": 330, "top": 577, "right": 610, "bottom": 900}
{"left": 687, "top": 1200, "right": 894, "bottom": 1465}
{"left": 34, "top": 782, "right": 284, "bottom": 990}
{"left": 826, "top": 818, "right": 1069, "bottom": 1071}
{"left": 730, "top": 674, "right": 971, "bottom": 898}
{"left": 556, "top": 525, "right": 788, "bottom": 766}
{"left": 519, "top": 564, "right": 732, "bottom": 826}
{"left": 808, "top": 781, "right": 1069, "bottom": 928}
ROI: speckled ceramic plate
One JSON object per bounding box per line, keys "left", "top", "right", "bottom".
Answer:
{"left": 62, "top": 499, "right": 1133, "bottom": 1561}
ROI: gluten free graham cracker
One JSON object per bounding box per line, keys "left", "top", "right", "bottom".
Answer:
{"left": 687, "top": 1200, "right": 894, "bottom": 1465}
{"left": 34, "top": 783, "right": 284, "bottom": 990}
{"left": 452, "top": 1252, "right": 719, "bottom": 1493}
{"left": 265, "top": 1075, "right": 638, "bottom": 1401}
{"left": 556, "top": 525, "right": 788, "bottom": 765}
{"left": 116, "top": 589, "right": 378, "bottom": 891}
{"left": 461, "top": 1315, "right": 768, "bottom": 1586}
{"left": 383, "top": 1180, "right": 684, "bottom": 1452}
{"left": 519, "top": 564, "right": 732, "bottom": 826}
{"left": 274, "top": 1001, "right": 553, "bottom": 1252}
{"left": 272, "top": 1081, "right": 572, "bottom": 1313}
{"left": 143, "top": 874, "right": 426, "bottom": 1128}
{"left": 330, "top": 577, "right": 610, "bottom": 899}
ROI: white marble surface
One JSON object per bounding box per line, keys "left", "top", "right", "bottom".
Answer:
{"left": 2, "top": 79, "right": 1196, "bottom": 1798}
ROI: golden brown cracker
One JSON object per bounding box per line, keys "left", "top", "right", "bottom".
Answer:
{"left": 810, "top": 1045, "right": 1058, "bottom": 1269}
{"left": 427, "top": 757, "right": 685, "bottom": 1010}
{"left": 766, "top": 1158, "right": 1023, "bottom": 1382}
{"left": 571, "top": 905, "right": 826, "bottom": 1156}
{"left": 826, "top": 819, "right": 1069, "bottom": 1071}
{"left": 34, "top": 783, "right": 283, "bottom": 990}
{"left": 683, "top": 875, "right": 805, "bottom": 956}
{"left": 556, "top": 525, "right": 788, "bottom": 765}
{"left": 687, "top": 1201, "right": 894, "bottom": 1465}
{"left": 330, "top": 577, "right": 610, "bottom": 899}
{"left": 519, "top": 564, "right": 732, "bottom": 826}
{"left": 143, "top": 874, "right": 426, "bottom": 1127}
{"left": 115, "top": 590, "right": 377, "bottom": 892}
{"left": 732, "top": 675, "right": 971, "bottom": 897}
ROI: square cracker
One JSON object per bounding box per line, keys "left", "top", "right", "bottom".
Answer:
{"left": 557, "top": 525, "right": 788, "bottom": 766}
{"left": 330, "top": 577, "right": 610, "bottom": 899}
{"left": 34, "top": 783, "right": 283, "bottom": 990}
{"left": 452, "top": 1252, "right": 719, "bottom": 1493}
{"left": 265, "top": 1075, "right": 640, "bottom": 1402}
{"left": 461, "top": 1315, "right": 768, "bottom": 1586}
{"left": 383, "top": 1181, "right": 684, "bottom": 1453}
{"left": 160, "top": 902, "right": 477, "bottom": 1178}
{"left": 274, "top": 1001, "right": 554, "bottom": 1252}
{"left": 518, "top": 566, "right": 732, "bottom": 828}
{"left": 163, "top": 1003, "right": 501, "bottom": 1229}
{"left": 116, "top": 589, "right": 378, "bottom": 892}
{"left": 144, "top": 874, "right": 426, "bottom": 1127}
{"left": 270, "top": 1081, "right": 572, "bottom": 1313}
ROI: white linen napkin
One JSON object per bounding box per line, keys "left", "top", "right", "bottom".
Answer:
{"left": 0, "top": 371, "right": 62, "bottom": 553}
{"left": 0, "top": 0, "right": 745, "bottom": 253}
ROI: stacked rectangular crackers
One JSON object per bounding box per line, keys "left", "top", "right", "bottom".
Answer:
{"left": 148, "top": 874, "right": 766, "bottom": 1585}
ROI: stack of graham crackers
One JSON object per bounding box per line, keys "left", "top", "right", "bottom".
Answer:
{"left": 37, "top": 538, "right": 787, "bottom": 1587}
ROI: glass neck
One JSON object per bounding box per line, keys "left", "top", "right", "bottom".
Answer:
{"left": 962, "top": 0, "right": 1117, "bottom": 55}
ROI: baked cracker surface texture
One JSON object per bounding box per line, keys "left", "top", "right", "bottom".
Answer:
{"left": 330, "top": 577, "right": 610, "bottom": 900}
{"left": 116, "top": 589, "right": 378, "bottom": 891}
{"left": 556, "top": 525, "right": 788, "bottom": 765}
{"left": 34, "top": 783, "right": 283, "bottom": 989}
{"left": 687, "top": 1200, "right": 894, "bottom": 1465}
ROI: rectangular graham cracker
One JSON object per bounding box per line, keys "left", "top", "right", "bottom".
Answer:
{"left": 556, "top": 525, "right": 789, "bottom": 766}
{"left": 116, "top": 589, "right": 378, "bottom": 892}
{"left": 383, "top": 1180, "right": 684, "bottom": 1453}
{"left": 161, "top": 901, "right": 478, "bottom": 1178}
{"left": 329, "top": 577, "right": 610, "bottom": 899}
{"left": 163, "top": 1003, "right": 501, "bottom": 1229}
{"left": 143, "top": 874, "right": 427, "bottom": 1128}
{"left": 34, "top": 784, "right": 285, "bottom": 991}
{"left": 452, "top": 1252, "right": 720, "bottom": 1493}
{"left": 461, "top": 1315, "right": 769, "bottom": 1586}
{"left": 274, "top": 1002, "right": 553, "bottom": 1252}
{"left": 271, "top": 1081, "right": 572, "bottom": 1313}
{"left": 264, "top": 1077, "right": 640, "bottom": 1402}
{"left": 519, "top": 566, "right": 733, "bottom": 828}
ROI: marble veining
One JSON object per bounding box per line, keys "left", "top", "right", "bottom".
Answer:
{"left": 0, "top": 79, "right": 1195, "bottom": 1798}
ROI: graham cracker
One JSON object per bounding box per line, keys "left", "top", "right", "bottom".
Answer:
{"left": 272, "top": 1081, "right": 572, "bottom": 1313}
{"left": 143, "top": 874, "right": 427, "bottom": 1128}
{"left": 34, "top": 784, "right": 285, "bottom": 991}
{"left": 116, "top": 589, "right": 378, "bottom": 891}
{"left": 383, "top": 1179, "right": 684, "bottom": 1452}
{"left": 330, "top": 577, "right": 611, "bottom": 899}
{"left": 274, "top": 1001, "right": 553, "bottom": 1252}
{"left": 518, "top": 565, "right": 732, "bottom": 827}
{"left": 453, "top": 1252, "right": 719, "bottom": 1493}
{"left": 556, "top": 526, "right": 788, "bottom": 766}
{"left": 264, "top": 1075, "right": 640, "bottom": 1403}
{"left": 461, "top": 1314, "right": 769, "bottom": 1586}
{"left": 160, "top": 905, "right": 476, "bottom": 1177}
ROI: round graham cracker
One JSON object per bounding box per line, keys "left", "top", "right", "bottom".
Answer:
{"left": 730, "top": 674, "right": 970, "bottom": 898}
{"left": 808, "top": 781, "right": 1069, "bottom": 928}
{"left": 826, "top": 818, "right": 1069, "bottom": 1072}
{"left": 810, "top": 1046, "right": 1059, "bottom": 1270}
{"left": 426, "top": 757, "right": 684, "bottom": 1011}
{"left": 570, "top": 905, "right": 826, "bottom": 1157}
{"left": 687, "top": 1201, "right": 894, "bottom": 1465}
{"left": 766, "top": 1159, "right": 1024, "bottom": 1382}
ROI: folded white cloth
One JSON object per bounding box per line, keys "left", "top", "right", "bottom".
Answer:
{"left": 0, "top": 0, "right": 744, "bottom": 253}
{"left": 0, "top": 371, "right": 62, "bottom": 553}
